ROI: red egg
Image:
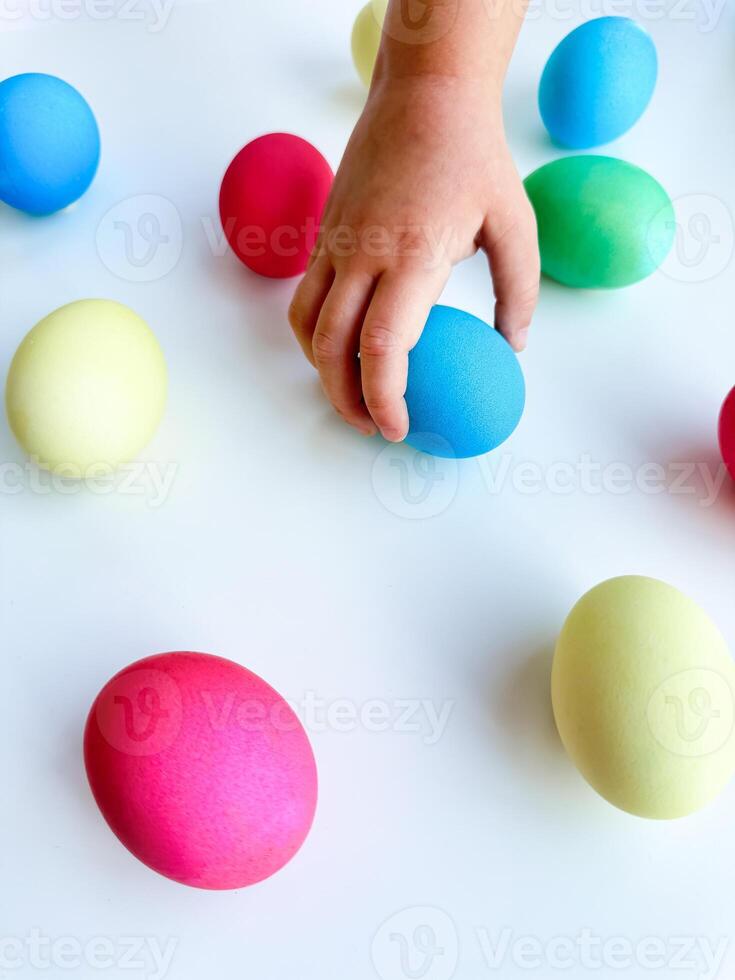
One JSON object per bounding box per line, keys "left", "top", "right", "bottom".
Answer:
{"left": 219, "top": 133, "right": 333, "bottom": 278}
{"left": 719, "top": 386, "right": 735, "bottom": 481}
{"left": 84, "top": 652, "right": 317, "bottom": 890}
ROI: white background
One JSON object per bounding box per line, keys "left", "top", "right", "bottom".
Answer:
{"left": 2, "top": 0, "right": 735, "bottom": 978}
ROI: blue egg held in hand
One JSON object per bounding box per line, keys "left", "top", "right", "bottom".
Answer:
{"left": 539, "top": 17, "right": 657, "bottom": 149}
{"left": 0, "top": 73, "right": 100, "bottom": 215}
{"left": 405, "top": 306, "right": 525, "bottom": 460}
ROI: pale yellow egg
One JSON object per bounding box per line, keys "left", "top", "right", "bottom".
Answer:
{"left": 351, "top": 0, "right": 387, "bottom": 87}
{"left": 552, "top": 575, "right": 735, "bottom": 819}
{"left": 6, "top": 299, "right": 167, "bottom": 476}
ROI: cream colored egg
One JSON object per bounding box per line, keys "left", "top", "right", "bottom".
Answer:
{"left": 6, "top": 299, "right": 167, "bottom": 476}
{"left": 351, "top": 0, "right": 387, "bottom": 87}
{"left": 552, "top": 576, "right": 735, "bottom": 819}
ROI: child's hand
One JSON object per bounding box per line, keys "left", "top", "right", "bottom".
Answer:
{"left": 289, "top": 8, "right": 538, "bottom": 442}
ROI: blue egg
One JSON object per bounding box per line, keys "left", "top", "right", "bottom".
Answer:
{"left": 0, "top": 73, "right": 100, "bottom": 215}
{"left": 539, "top": 17, "right": 657, "bottom": 149}
{"left": 405, "top": 306, "right": 525, "bottom": 459}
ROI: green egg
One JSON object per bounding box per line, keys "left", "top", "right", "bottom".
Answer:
{"left": 524, "top": 155, "right": 675, "bottom": 288}
{"left": 552, "top": 576, "right": 735, "bottom": 819}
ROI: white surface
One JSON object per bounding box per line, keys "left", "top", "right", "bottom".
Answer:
{"left": 2, "top": 2, "right": 735, "bottom": 979}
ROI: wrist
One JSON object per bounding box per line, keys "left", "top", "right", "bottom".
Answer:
{"left": 371, "top": 60, "right": 505, "bottom": 113}
{"left": 371, "top": 0, "right": 519, "bottom": 102}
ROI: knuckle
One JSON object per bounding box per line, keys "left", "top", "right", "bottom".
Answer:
{"left": 518, "top": 190, "right": 537, "bottom": 225}
{"left": 393, "top": 227, "right": 428, "bottom": 259}
{"left": 341, "top": 405, "right": 364, "bottom": 425}
{"left": 488, "top": 220, "right": 519, "bottom": 253}
{"left": 288, "top": 298, "right": 306, "bottom": 332}
{"left": 364, "top": 394, "right": 393, "bottom": 417}
{"left": 361, "top": 322, "right": 400, "bottom": 359}
{"left": 524, "top": 207, "right": 539, "bottom": 240}
{"left": 312, "top": 327, "right": 343, "bottom": 364}
{"left": 517, "top": 201, "right": 540, "bottom": 249}
{"left": 491, "top": 199, "right": 539, "bottom": 253}
{"left": 516, "top": 281, "right": 540, "bottom": 312}
{"left": 497, "top": 285, "right": 538, "bottom": 326}
{"left": 331, "top": 400, "right": 366, "bottom": 428}
{"left": 333, "top": 404, "right": 352, "bottom": 422}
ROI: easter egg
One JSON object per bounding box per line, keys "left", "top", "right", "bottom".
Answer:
{"left": 351, "top": 0, "right": 387, "bottom": 87}
{"left": 552, "top": 576, "right": 735, "bottom": 819}
{"left": 718, "top": 386, "right": 735, "bottom": 481}
{"left": 539, "top": 17, "right": 657, "bottom": 149}
{"left": 0, "top": 73, "right": 100, "bottom": 215}
{"left": 84, "top": 652, "right": 318, "bottom": 890}
{"left": 219, "top": 133, "right": 334, "bottom": 278}
{"left": 5, "top": 299, "right": 167, "bottom": 476}
{"left": 524, "top": 155, "right": 674, "bottom": 288}
{"left": 405, "top": 305, "right": 525, "bottom": 459}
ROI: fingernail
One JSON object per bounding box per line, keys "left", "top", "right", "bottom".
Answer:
{"left": 359, "top": 424, "right": 378, "bottom": 437}
{"left": 514, "top": 328, "right": 529, "bottom": 352}
{"left": 381, "top": 427, "right": 405, "bottom": 443}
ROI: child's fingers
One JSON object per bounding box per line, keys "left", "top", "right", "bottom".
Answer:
{"left": 485, "top": 204, "right": 540, "bottom": 353}
{"left": 359, "top": 268, "right": 445, "bottom": 442}
{"left": 312, "top": 271, "right": 377, "bottom": 435}
{"left": 288, "top": 255, "right": 335, "bottom": 366}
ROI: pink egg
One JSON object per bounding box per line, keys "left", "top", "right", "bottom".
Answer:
{"left": 84, "top": 652, "right": 317, "bottom": 890}
{"left": 719, "top": 386, "right": 735, "bottom": 481}
{"left": 219, "top": 133, "right": 333, "bottom": 278}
